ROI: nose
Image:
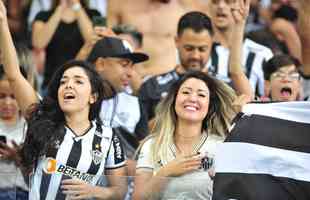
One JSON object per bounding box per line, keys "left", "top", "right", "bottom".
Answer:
{"left": 190, "top": 49, "right": 200, "bottom": 60}
{"left": 218, "top": 0, "right": 226, "bottom": 8}
{"left": 3, "top": 96, "right": 13, "bottom": 105}
{"left": 188, "top": 93, "right": 198, "bottom": 102}
{"left": 125, "top": 63, "right": 134, "bottom": 78}
{"left": 65, "top": 79, "right": 74, "bottom": 89}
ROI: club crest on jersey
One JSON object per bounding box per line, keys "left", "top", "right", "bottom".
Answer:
{"left": 91, "top": 149, "right": 104, "bottom": 165}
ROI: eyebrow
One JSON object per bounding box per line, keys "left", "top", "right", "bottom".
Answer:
{"left": 184, "top": 44, "right": 209, "bottom": 48}
{"left": 182, "top": 87, "right": 208, "bottom": 93}
{"left": 61, "top": 75, "right": 88, "bottom": 79}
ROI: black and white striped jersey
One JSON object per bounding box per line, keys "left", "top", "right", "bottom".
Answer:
{"left": 207, "top": 38, "right": 273, "bottom": 96}
{"left": 29, "top": 121, "right": 126, "bottom": 200}
{"left": 139, "top": 69, "right": 180, "bottom": 121}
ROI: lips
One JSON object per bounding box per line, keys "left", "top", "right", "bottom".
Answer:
{"left": 280, "top": 87, "right": 292, "bottom": 98}
{"left": 184, "top": 105, "right": 199, "bottom": 111}
{"left": 63, "top": 92, "right": 75, "bottom": 102}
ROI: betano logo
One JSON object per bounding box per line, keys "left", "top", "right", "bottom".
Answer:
{"left": 42, "top": 158, "right": 95, "bottom": 183}
{"left": 43, "top": 158, "right": 57, "bottom": 174}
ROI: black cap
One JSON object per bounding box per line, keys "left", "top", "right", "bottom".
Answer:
{"left": 87, "top": 37, "right": 149, "bottom": 64}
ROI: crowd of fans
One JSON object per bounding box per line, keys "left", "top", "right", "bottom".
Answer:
{"left": 0, "top": 0, "right": 309, "bottom": 199}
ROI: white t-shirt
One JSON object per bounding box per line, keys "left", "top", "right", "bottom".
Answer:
{"left": 0, "top": 118, "right": 28, "bottom": 190}
{"left": 100, "top": 92, "right": 141, "bottom": 134}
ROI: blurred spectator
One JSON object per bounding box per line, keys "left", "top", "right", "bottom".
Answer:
{"left": 207, "top": 0, "right": 273, "bottom": 97}
{"left": 107, "top": 0, "right": 206, "bottom": 76}
{"left": 3, "top": 0, "right": 31, "bottom": 43}
{"left": 246, "top": 28, "right": 283, "bottom": 55}
{"left": 245, "top": 0, "right": 266, "bottom": 32}
{"left": 32, "top": 0, "right": 100, "bottom": 94}
{"left": 0, "top": 65, "right": 28, "bottom": 200}
{"left": 270, "top": 4, "right": 301, "bottom": 60}
{"left": 28, "top": 0, "right": 107, "bottom": 29}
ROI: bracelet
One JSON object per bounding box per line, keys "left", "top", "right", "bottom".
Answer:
{"left": 72, "top": 3, "right": 81, "bottom": 11}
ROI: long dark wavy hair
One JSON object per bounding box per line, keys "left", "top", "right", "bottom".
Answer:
{"left": 20, "top": 60, "right": 107, "bottom": 170}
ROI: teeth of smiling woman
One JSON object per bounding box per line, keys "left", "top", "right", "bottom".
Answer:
{"left": 184, "top": 106, "right": 198, "bottom": 111}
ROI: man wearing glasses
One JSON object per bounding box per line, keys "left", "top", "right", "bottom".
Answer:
{"left": 262, "top": 54, "right": 303, "bottom": 101}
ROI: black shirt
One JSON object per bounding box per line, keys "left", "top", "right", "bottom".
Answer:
{"left": 138, "top": 69, "right": 180, "bottom": 121}
{"left": 34, "top": 9, "right": 100, "bottom": 88}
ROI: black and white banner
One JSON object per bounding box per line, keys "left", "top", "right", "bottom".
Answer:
{"left": 213, "top": 102, "right": 310, "bottom": 200}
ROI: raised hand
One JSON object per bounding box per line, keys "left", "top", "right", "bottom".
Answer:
{"left": 231, "top": 0, "right": 250, "bottom": 28}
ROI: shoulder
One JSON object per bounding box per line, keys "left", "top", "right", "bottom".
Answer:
{"left": 139, "top": 70, "right": 178, "bottom": 98}
{"left": 85, "top": 8, "right": 101, "bottom": 17}
{"left": 34, "top": 10, "right": 53, "bottom": 22}
{"left": 244, "top": 38, "right": 273, "bottom": 59}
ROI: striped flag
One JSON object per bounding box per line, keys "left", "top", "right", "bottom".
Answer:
{"left": 213, "top": 102, "right": 310, "bottom": 200}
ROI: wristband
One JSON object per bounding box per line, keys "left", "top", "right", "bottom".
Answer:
{"left": 72, "top": 3, "right": 81, "bottom": 11}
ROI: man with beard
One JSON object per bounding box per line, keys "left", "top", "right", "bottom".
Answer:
{"left": 138, "top": 11, "right": 253, "bottom": 125}
{"left": 107, "top": 0, "right": 208, "bottom": 77}
{"left": 207, "top": 0, "right": 273, "bottom": 97}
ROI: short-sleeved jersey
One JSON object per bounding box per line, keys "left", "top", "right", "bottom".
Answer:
{"left": 207, "top": 38, "right": 273, "bottom": 96}
{"left": 29, "top": 121, "right": 126, "bottom": 200}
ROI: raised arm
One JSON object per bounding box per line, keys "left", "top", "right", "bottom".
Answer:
{"left": 0, "top": 1, "right": 38, "bottom": 115}
{"left": 72, "top": 0, "right": 94, "bottom": 42}
{"left": 106, "top": 0, "right": 122, "bottom": 28}
{"left": 31, "top": 3, "right": 64, "bottom": 49}
{"left": 229, "top": 0, "right": 254, "bottom": 101}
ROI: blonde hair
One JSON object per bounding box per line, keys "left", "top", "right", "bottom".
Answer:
{"left": 147, "top": 71, "right": 237, "bottom": 164}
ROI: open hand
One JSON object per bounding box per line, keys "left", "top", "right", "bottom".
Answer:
{"left": 61, "top": 179, "right": 95, "bottom": 199}
{"left": 157, "top": 154, "right": 203, "bottom": 177}
{"left": 231, "top": 0, "right": 250, "bottom": 27}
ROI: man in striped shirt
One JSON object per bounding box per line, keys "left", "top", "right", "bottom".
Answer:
{"left": 207, "top": 0, "right": 273, "bottom": 97}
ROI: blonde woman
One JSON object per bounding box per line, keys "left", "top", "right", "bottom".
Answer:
{"left": 133, "top": 71, "right": 238, "bottom": 200}
{"left": 133, "top": 0, "right": 252, "bottom": 199}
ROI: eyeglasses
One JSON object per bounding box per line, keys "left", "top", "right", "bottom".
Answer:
{"left": 271, "top": 71, "right": 300, "bottom": 81}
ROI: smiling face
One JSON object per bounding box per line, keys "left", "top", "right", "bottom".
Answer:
{"left": 57, "top": 67, "right": 97, "bottom": 117}
{"left": 209, "top": 0, "right": 235, "bottom": 30}
{"left": 176, "top": 29, "right": 212, "bottom": 71}
{"left": 0, "top": 79, "right": 20, "bottom": 124}
{"left": 270, "top": 65, "right": 301, "bottom": 101}
{"left": 175, "top": 78, "right": 210, "bottom": 124}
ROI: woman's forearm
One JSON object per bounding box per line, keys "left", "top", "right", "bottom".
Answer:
{"left": 32, "top": 6, "right": 63, "bottom": 49}
{"left": 75, "top": 6, "right": 94, "bottom": 42}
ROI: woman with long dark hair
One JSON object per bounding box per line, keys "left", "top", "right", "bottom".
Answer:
{"left": 0, "top": 2, "right": 127, "bottom": 199}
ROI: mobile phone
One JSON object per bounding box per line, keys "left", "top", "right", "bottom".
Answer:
{"left": 0, "top": 135, "right": 7, "bottom": 144}
{"left": 93, "top": 16, "right": 106, "bottom": 27}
